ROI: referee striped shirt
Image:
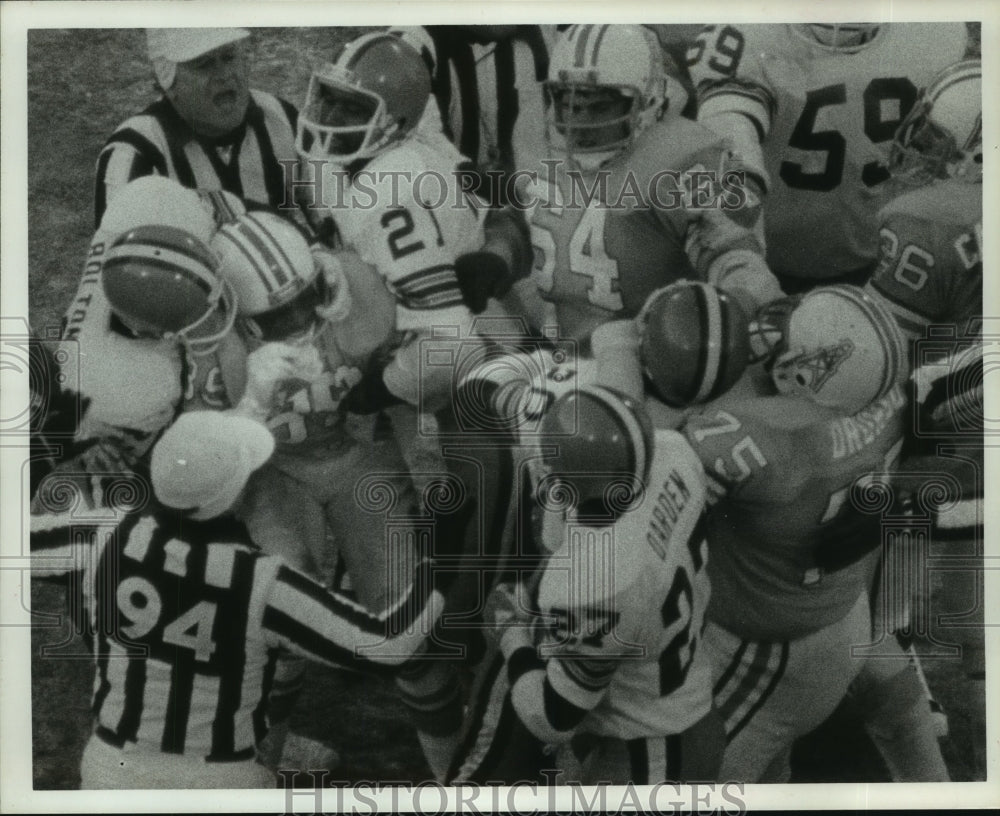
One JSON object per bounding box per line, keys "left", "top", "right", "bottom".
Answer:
{"left": 94, "top": 90, "right": 298, "bottom": 227}
{"left": 31, "top": 508, "right": 443, "bottom": 762}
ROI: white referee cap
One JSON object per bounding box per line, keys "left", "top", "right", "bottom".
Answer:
{"left": 147, "top": 28, "right": 250, "bottom": 88}
{"left": 151, "top": 410, "right": 274, "bottom": 521}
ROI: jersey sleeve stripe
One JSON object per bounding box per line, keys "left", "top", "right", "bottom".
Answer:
{"left": 393, "top": 264, "right": 461, "bottom": 292}
{"left": 698, "top": 84, "right": 773, "bottom": 140}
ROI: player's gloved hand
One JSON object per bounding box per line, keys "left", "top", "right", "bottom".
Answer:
{"left": 312, "top": 248, "right": 355, "bottom": 323}
{"left": 455, "top": 250, "right": 514, "bottom": 314}
{"left": 238, "top": 342, "right": 323, "bottom": 419}
{"left": 340, "top": 356, "right": 404, "bottom": 415}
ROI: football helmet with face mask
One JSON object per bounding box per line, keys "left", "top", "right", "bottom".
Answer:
{"left": 789, "top": 23, "right": 882, "bottom": 52}
{"left": 101, "top": 224, "right": 236, "bottom": 354}
{"left": 891, "top": 58, "right": 982, "bottom": 185}
{"left": 296, "top": 32, "right": 431, "bottom": 166}
{"left": 212, "top": 212, "right": 335, "bottom": 344}
{"left": 544, "top": 24, "right": 684, "bottom": 170}
{"left": 769, "top": 285, "right": 907, "bottom": 416}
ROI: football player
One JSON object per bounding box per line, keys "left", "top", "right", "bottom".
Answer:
{"left": 209, "top": 209, "right": 414, "bottom": 611}
{"left": 447, "top": 283, "right": 748, "bottom": 783}
{"left": 296, "top": 31, "right": 490, "bottom": 414}
{"left": 512, "top": 23, "right": 781, "bottom": 348}
{"left": 687, "top": 22, "right": 968, "bottom": 291}
{"left": 30, "top": 407, "right": 463, "bottom": 789}
{"left": 647, "top": 284, "right": 915, "bottom": 781}
{"left": 59, "top": 176, "right": 249, "bottom": 467}
{"left": 851, "top": 58, "right": 984, "bottom": 782}
{"left": 866, "top": 57, "right": 982, "bottom": 400}
{"left": 453, "top": 383, "right": 722, "bottom": 784}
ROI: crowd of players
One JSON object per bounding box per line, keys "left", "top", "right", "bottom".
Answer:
{"left": 27, "top": 22, "right": 983, "bottom": 789}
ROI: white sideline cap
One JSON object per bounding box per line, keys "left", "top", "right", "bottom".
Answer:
{"left": 151, "top": 410, "right": 274, "bottom": 520}
{"left": 147, "top": 28, "right": 250, "bottom": 88}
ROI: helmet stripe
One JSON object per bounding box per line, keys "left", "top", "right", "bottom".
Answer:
{"left": 344, "top": 32, "right": 392, "bottom": 71}
{"left": 116, "top": 230, "right": 215, "bottom": 270}
{"left": 235, "top": 216, "right": 292, "bottom": 290}
{"left": 215, "top": 226, "right": 278, "bottom": 297}
{"left": 825, "top": 287, "right": 902, "bottom": 402}
{"left": 104, "top": 247, "right": 215, "bottom": 294}
{"left": 244, "top": 213, "right": 299, "bottom": 287}
{"left": 573, "top": 25, "right": 593, "bottom": 69}
{"left": 695, "top": 283, "right": 724, "bottom": 403}
{"left": 690, "top": 283, "right": 710, "bottom": 404}
{"left": 589, "top": 24, "right": 611, "bottom": 68}
{"left": 584, "top": 384, "right": 647, "bottom": 490}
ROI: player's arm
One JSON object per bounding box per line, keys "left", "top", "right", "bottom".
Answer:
{"left": 654, "top": 152, "right": 781, "bottom": 315}
{"left": 454, "top": 206, "right": 533, "bottom": 315}
{"left": 685, "top": 24, "right": 774, "bottom": 192}
{"left": 94, "top": 131, "right": 168, "bottom": 228}
{"left": 494, "top": 588, "right": 620, "bottom": 745}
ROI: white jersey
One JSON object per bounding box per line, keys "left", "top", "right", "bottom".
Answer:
{"left": 334, "top": 135, "right": 485, "bottom": 332}
{"left": 688, "top": 23, "right": 968, "bottom": 279}
{"left": 532, "top": 429, "right": 712, "bottom": 738}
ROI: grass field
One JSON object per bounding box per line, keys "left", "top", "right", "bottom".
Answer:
{"left": 25, "top": 25, "right": 985, "bottom": 789}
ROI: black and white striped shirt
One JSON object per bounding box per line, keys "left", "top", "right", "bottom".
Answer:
{"left": 31, "top": 508, "right": 442, "bottom": 761}
{"left": 94, "top": 90, "right": 298, "bottom": 227}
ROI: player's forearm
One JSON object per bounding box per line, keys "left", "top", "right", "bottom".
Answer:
{"left": 697, "top": 110, "right": 769, "bottom": 192}
{"left": 709, "top": 248, "right": 783, "bottom": 317}
{"left": 383, "top": 319, "right": 486, "bottom": 411}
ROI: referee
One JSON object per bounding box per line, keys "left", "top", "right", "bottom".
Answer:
{"left": 94, "top": 28, "right": 299, "bottom": 226}
{"left": 31, "top": 409, "right": 455, "bottom": 789}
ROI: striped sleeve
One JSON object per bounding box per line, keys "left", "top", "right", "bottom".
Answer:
{"left": 697, "top": 80, "right": 775, "bottom": 143}
{"left": 30, "top": 511, "right": 115, "bottom": 577}
{"left": 94, "top": 120, "right": 170, "bottom": 227}
{"left": 500, "top": 626, "right": 612, "bottom": 745}
{"left": 260, "top": 558, "right": 444, "bottom": 669}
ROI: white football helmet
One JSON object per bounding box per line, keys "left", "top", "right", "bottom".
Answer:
{"left": 891, "top": 58, "right": 982, "bottom": 184}
{"left": 544, "top": 24, "right": 683, "bottom": 169}
{"left": 100, "top": 175, "right": 216, "bottom": 245}
{"left": 296, "top": 32, "right": 431, "bottom": 166}
{"left": 770, "top": 285, "right": 907, "bottom": 416}
{"left": 212, "top": 212, "right": 331, "bottom": 342}
{"left": 790, "top": 23, "right": 882, "bottom": 52}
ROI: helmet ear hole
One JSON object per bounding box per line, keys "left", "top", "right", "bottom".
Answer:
{"left": 767, "top": 285, "right": 906, "bottom": 415}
